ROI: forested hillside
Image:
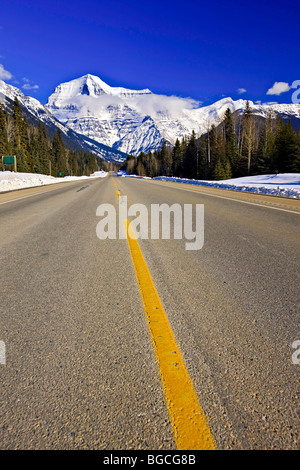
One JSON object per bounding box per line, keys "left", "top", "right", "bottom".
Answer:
{"left": 123, "top": 102, "right": 300, "bottom": 179}
{"left": 0, "top": 97, "right": 107, "bottom": 176}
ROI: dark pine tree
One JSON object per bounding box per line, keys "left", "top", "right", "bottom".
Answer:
{"left": 52, "top": 129, "right": 67, "bottom": 176}
{"left": 224, "top": 108, "right": 238, "bottom": 176}
{"left": 274, "top": 118, "right": 299, "bottom": 173}
{"left": 0, "top": 103, "right": 9, "bottom": 159}
{"left": 12, "top": 97, "right": 32, "bottom": 172}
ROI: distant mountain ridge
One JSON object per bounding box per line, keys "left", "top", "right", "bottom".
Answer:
{"left": 45, "top": 74, "right": 300, "bottom": 156}
{"left": 1, "top": 75, "right": 300, "bottom": 163}
{"left": 0, "top": 79, "right": 127, "bottom": 163}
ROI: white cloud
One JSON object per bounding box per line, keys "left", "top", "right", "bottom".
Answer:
{"left": 266, "top": 82, "right": 291, "bottom": 95}
{"left": 22, "top": 77, "right": 39, "bottom": 91}
{"left": 262, "top": 101, "right": 278, "bottom": 106}
{"left": 0, "top": 63, "right": 13, "bottom": 80}
{"left": 237, "top": 88, "right": 247, "bottom": 94}
{"left": 22, "top": 83, "right": 39, "bottom": 90}
{"left": 69, "top": 92, "right": 201, "bottom": 120}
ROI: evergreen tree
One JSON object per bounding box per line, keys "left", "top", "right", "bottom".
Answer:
{"left": 213, "top": 158, "right": 226, "bottom": 180}
{"left": 183, "top": 131, "right": 198, "bottom": 179}
{"left": 255, "top": 111, "right": 276, "bottom": 174}
{"left": 68, "top": 149, "right": 78, "bottom": 176}
{"left": 158, "top": 139, "right": 172, "bottom": 176}
{"left": 0, "top": 103, "right": 9, "bottom": 158}
{"left": 224, "top": 108, "right": 239, "bottom": 175}
{"left": 135, "top": 152, "right": 146, "bottom": 176}
{"left": 207, "top": 124, "right": 217, "bottom": 177}
{"left": 274, "top": 118, "right": 298, "bottom": 172}
{"left": 241, "top": 101, "right": 256, "bottom": 175}
{"left": 292, "top": 130, "right": 300, "bottom": 172}
{"left": 37, "top": 123, "right": 50, "bottom": 174}
{"left": 52, "top": 129, "right": 67, "bottom": 176}
{"left": 172, "top": 138, "right": 183, "bottom": 176}
{"left": 0, "top": 101, "right": 99, "bottom": 176}
{"left": 12, "top": 97, "right": 31, "bottom": 171}
{"left": 124, "top": 154, "right": 136, "bottom": 174}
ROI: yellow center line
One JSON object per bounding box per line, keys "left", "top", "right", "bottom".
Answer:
{"left": 124, "top": 219, "right": 216, "bottom": 450}
{"left": 112, "top": 179, "right": 119, "bottom": 198}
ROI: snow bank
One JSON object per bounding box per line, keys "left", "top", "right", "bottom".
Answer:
{"left": 90, "top": 170, "right": 108, "bottom": 178}
{"left": 1, "top": 170, "right": 299, "bottom": 199}
{"left": 0, "top": 170, "right": 107, "bottom": 192}
{"left": 151, "top": 173, "right": 300, "bottom": 199}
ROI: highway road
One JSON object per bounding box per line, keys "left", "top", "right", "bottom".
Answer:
{"left": 0, "top": 173, "right": 299, "bottom": 450}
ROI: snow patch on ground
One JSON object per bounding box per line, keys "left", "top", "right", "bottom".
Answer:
{"left": 0, "top": 170, "right": 107, "bottom": 192}
{"left": 125, "top": 173, "right": 300, "bottom": 199}
{"left": 1, "top": 171, "right": 299, "bottom": 199}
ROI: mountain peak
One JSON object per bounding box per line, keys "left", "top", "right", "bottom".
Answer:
{"left": 44, "top": 74, "right": 300, "bottom": 156}
{"left": 47, "top": 74, "right": 152, "bottom": 102}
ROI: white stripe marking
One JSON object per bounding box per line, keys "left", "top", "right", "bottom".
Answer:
{"left": 0, "top": 183, "right": 81, "bottom": 206}
{"left": 142, "top": 180, "right": 300, "bottom": 215}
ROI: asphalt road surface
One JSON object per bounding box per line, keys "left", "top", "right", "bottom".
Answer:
{"left": 0, "top": 173, "right": 299, "bottom": 450}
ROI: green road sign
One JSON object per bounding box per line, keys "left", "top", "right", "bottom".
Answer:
{"left": 2, "top": 155, "right": 17, "bottom": 172}
{"left": 3, "top": 156, "right": 16, "bottom": 165}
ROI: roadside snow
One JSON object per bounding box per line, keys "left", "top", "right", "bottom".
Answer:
{"left": 151, "top": 173, "right": 300, "bottom": 199}
{"left": 0, "top": 170, "right": 108, "bottom": 192}
{"left": 1, "top": 170, "right": 299, "bottom": 199}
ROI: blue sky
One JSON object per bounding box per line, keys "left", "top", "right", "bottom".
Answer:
{"left": 0, "top": 0, "right": 299, "bottom": 106}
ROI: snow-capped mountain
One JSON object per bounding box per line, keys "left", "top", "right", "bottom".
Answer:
{"left": 46, "top": 74, "right": 300, "bottom": 156}
{"left": 2, "top": 75, "right": 300, "bottom": 162}
{"left": 45, "top": 74, "right": 247, "bottom": 155}
{"left": 0, "top": 78, "right": 67, "bottom": 132}
{"left": 46, "top": 74, "right": 164, "bottom": 154}
{"left": 0, "top": 79, "right": 127, "bottom": 162}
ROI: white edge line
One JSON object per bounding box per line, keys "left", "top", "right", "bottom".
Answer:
{"left": 140, "top": 180, "right": 300, "bottom": 215}
{"left": 0, "top": 187, "right": 63, "bottom": 205}
{"left": 0, "top": 181, "right": 85, "bottom": 206}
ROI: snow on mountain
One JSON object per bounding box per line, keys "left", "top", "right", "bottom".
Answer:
{"left": 0, "top": 79, "right": 127, "bottom": 162}
{"left": 0, "top": 78, "right": 67, "bottom": 133}
{"left": 46, "top": 74, "right": 300, "bottom": 156}
{"left": 46, "top": 74, "right": 165, "bottom": 154}
{"left": 45, "top": 74, "right": 245, "bottom": 154}
{"left": 3, "top": 75, "right": 300, "bottom": 161}
{"left": 250, "top": 102, "right": 300, "bottom": 120}
{"left": 47, "top": 74, "right": 151, "bottom": 104}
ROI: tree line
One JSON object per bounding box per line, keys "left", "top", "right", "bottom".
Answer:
{"left": 0, "top": 97, "right": 106, "bottom": 176}
{"left": 122, "top": 102, "right": 300, "bottom": 179}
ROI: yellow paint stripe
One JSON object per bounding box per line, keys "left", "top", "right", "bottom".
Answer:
{"left": 116, "top": 190, "right": 120, "bottom": 199}
{"left": 124, "top": 219, "right": 216, "bottom": 450}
